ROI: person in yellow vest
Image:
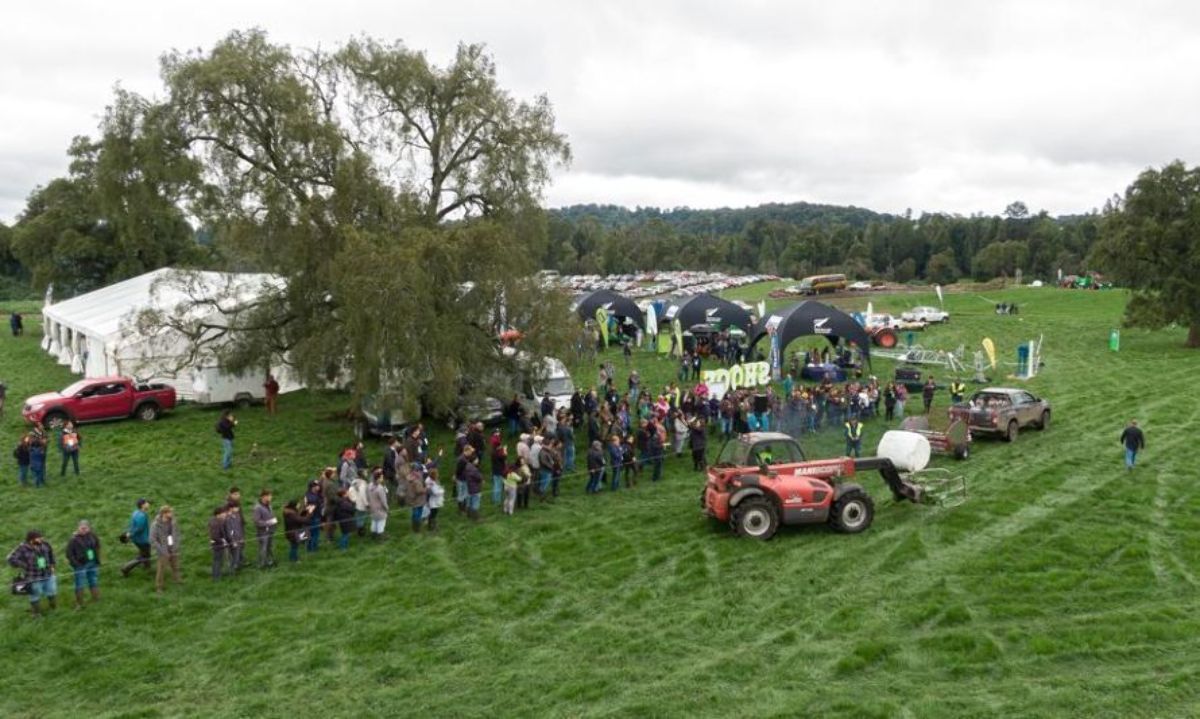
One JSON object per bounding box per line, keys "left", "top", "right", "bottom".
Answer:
{"left": 949, "top": 380, "right": 966, "bottom": 405}
{"left": 844, "top": 417, "right": 863, "bottom": 458}
{"left": 59, "top": 421, "right": 82, "bottom": 477}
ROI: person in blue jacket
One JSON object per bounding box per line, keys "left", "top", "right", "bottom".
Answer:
{"left": 120, "top": 499, "right": 153, "bottom": 576}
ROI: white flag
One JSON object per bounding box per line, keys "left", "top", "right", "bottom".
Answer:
{"left": 935, "top": 284, "right": 944, "bottom": 306}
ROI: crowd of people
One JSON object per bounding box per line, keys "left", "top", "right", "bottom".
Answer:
{"left": 6, "top": 344, "right": 968, "bottom": 620}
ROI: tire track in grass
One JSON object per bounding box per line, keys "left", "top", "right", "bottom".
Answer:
{"left": 1148, "top": 469, "right": 1198, "bottom": 588}
{"left": 618, "top": 412, "right": 1191, "bottom": 708}
{"left": 605, "top": 463, "right": 1128, "bottom": 712}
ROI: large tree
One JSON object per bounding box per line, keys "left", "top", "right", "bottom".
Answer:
{"left": 1091, "top": 160, "right": 1200, "bottom": 347}
{"left": 141, "top": 30, "right": 573, "bottom": 413}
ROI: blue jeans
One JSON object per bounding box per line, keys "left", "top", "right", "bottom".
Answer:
{"left": 1125, "top": 448, "right": 1137, "bottom": 468}
{"left": 412, "top": 506, "right": 425, "bottom": 522}
{"left": 337, "top": 531, "right": 350, "bottom": 550}
{"left": 538, "top": 469, "right": 551, "bottom": 494}
{"left": 456, "top": 479, "right": 468, "bottom": 504}
{"left": 492, "top": 475, "right": 504, "bottom": 504}
{"left": 610, "top": 469, "right": 620, "bottom": 492}
{"left": 61, "top": 451, "right": 80, "bottom": 476}
{"left": 221, "top": 438, "right": 234, "bottom": 469}
{"left": 758, "top": 413, "right": 771, "bottom": 431}
{"left": 307, "top": 517, "right": 321, "bottom": 552}
{"left": 288, "top": 542, "right": 300, "bottom": 562}
{"left": 846, "top": 440, "right": 862, "bottom": 458}
{"left": 564, "top": 444, "right": 576, "bottom": 472}
{"left": 29, "top": 575, "right": 58, "bottom": 602}
{"left": 32, "top": 461, "right": 45, "bottom": 487}
{"left": 73, "top": 563, "right": 99, "bottom": 591}
{"left": 467, "top": 494, "right": 481, "bottom": 511}
{"left": 508, "top": 417, "right": 519, "bottom": 435}
{"left": 17, "top": 464, "right": 28, "bottom": 486}
{"left": 650, "top": 454, "right": 663, "bottom": 482}
{"left": 587, "top": 470, "right": 602, "bottom": 493}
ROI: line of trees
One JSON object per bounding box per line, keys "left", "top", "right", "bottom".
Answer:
{"left": 539, "top": 200, "right": 1103, "bottom": 285}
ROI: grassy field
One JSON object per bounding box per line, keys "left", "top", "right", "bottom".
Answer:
{"left": 2, "top": 284, "right": 1198, "bottom": 718}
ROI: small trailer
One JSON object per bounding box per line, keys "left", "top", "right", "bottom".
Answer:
{"left": 900, "top": 414, "right": 971, "bottom": 460}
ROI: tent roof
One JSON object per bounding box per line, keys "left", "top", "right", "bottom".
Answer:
{"left": 749, "top": 300, "right": 871, "bottom": 360}
{"left": 664, "top": 293, "right": 754, "bottom": 334}
{"left": 43, "top": 268, "right": 284, "bottom": 340}
{"left": 574, "top": 289, "right": 645, "bottom": 329}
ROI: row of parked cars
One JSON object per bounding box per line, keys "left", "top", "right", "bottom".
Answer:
{"left": 542, "top": 271, "right": 779, "bottom": 298}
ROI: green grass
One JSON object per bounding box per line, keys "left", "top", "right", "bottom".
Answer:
{"left": 2, "top": 285, "right": 1198, "bottom": 718}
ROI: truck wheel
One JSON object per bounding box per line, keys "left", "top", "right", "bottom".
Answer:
{"left": 829, "top": 491, "right": 875, "bottom": 534}
{"left": 136, "top": 404, "right": 161, "bottom": 422}
{"left": 1038, "top": 411, "right": 1050, "bottom": 430}
{"left": 874, "top": 329, "right": 898, "bottom": 348}
{"left": 1005, "top": 420, "right": 1018, "bottom": 442}
{"left": 42, "top": 411, "right": 68, "bottom": 430}
{"left": 732, "top": 497, "right": 779, "bottom": 541}
{"left": 234, "top": 394, "right": 253, "bottom": 409}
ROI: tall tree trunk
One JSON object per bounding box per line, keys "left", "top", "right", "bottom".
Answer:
{"left": 1188, "top": 323, "right": 1200, "bottom": 348}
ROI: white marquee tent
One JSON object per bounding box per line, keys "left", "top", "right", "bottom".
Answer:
{"left": 41, "top": 268, "right": 294, "bottom": 398}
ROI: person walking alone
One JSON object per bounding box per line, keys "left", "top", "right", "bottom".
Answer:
{"left": 216, "top": 410, "right": 237, "bottom": 470}
{"left": 150, "top": 505, "right": 182, "bottom": 594}
{"left": 1120, "top": 419, "right": 1146, "bottom": 470}
{"left": 922, "top": 377, "right": 937, "bottom": 414}
{"left": 263, "top": 374, "right": 280, "bottom": 416}
{"left": 120, "top": 499, "right": 152, "bottom": 576}
{"left": 65, "top": 520, "right": 101, "bottom": 609}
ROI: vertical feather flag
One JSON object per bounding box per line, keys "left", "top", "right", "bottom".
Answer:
{"left": 596, "top": 307, "right": 609, "bottom": 347}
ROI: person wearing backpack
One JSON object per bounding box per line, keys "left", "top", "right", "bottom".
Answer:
{"left": 216, "top": 410, "right": 236, "bottom": 470}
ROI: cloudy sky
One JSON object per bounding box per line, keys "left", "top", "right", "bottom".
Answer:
{"left": 3, "top": 1, "right": 1199, "bottom": 222}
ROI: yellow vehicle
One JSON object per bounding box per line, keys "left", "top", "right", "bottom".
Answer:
{"left": 796, "top": 273, "right": 847, "bottom": 295}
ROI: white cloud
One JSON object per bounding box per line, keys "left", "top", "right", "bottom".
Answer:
{"left": 2, "top": 1, "right": 1199, "bottom": 223}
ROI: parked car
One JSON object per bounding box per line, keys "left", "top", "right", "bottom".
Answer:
{"left": 848, "top": 281, "right": 874, "bottom": 291}
{"left": 949, "top": 388, "right": 1050, "bottom": 442}
{"left": 901, "top": 306, "right": 950, "bottom": 323}
{"left": 23, "top": 376, "right": 177, "bottom": 428}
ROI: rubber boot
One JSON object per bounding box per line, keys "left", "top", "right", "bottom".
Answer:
{"left": 74, "top": 590, "right": 85, "bottom": 610}
{"left": 90, "top": 587, "right": 100, "bottom": 604}
{"left": 30, "top": 600, "right": 42, "bottom": 619}
{"left": 412, "top": 519, "right": 421, "bottom": 535}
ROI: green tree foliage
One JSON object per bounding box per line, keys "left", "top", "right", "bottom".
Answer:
{"left": 971, "top": 240, "right": 1028, "bottom": 279}
{"left": 143, "top": 30, "right": 573, "bottom": 411}
{"left": 1091, "top": 160, "right": 1200, "bottom": 347}
{"left": 9, "top": 97, "right": 199, "bottom": 296}
{"left": 925, "top": 249, "right": 960, "bottom": 285}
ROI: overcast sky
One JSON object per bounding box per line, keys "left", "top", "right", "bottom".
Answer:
{"left": 3, "top": 1, "right": 1199, "bottom": 223}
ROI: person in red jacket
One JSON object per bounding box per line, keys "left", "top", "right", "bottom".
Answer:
{"left": 263, "top": 374, "right": 280, "bottom": 416}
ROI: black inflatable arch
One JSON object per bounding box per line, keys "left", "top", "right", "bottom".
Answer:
{"left": 664, "top": 293, "right": 754, "bottom": 334}
{"left": 748, "top": 301, "right": 871, "bottom": 362}
{"left": 574, "top": 289, "right": 645, "bottom": 329}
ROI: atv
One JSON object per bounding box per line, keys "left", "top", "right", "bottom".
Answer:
{"left": 701, "top": 432, "right": 925, "bottom": 540}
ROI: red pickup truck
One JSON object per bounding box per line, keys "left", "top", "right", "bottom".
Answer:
{"left": 22, "top": 376, "right": 177, "bottom": 428}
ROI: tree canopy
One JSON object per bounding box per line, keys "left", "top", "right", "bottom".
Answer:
{"left": 1091, "top": 160, "right": 1200, "bottom": 347}
{"left": 146, "top": 29, "right": 572, "bottom": 412}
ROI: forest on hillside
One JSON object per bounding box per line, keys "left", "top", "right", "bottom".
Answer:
{"left": 541, "top": 200, "right": 1102, "bottom": 283}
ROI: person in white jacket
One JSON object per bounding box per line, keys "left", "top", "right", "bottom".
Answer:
{"left": 366, "top": 471, "right": 389, "bottom": 539}
{"left": 348, "top": 473, "right": 370, "bottom": 536}
{"left": 424, "top": 470, "right": 446, "bottom": 532}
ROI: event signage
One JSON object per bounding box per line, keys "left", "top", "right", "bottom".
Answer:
{"left": 701, "top": 361, "right": 770, "bottom": 400}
